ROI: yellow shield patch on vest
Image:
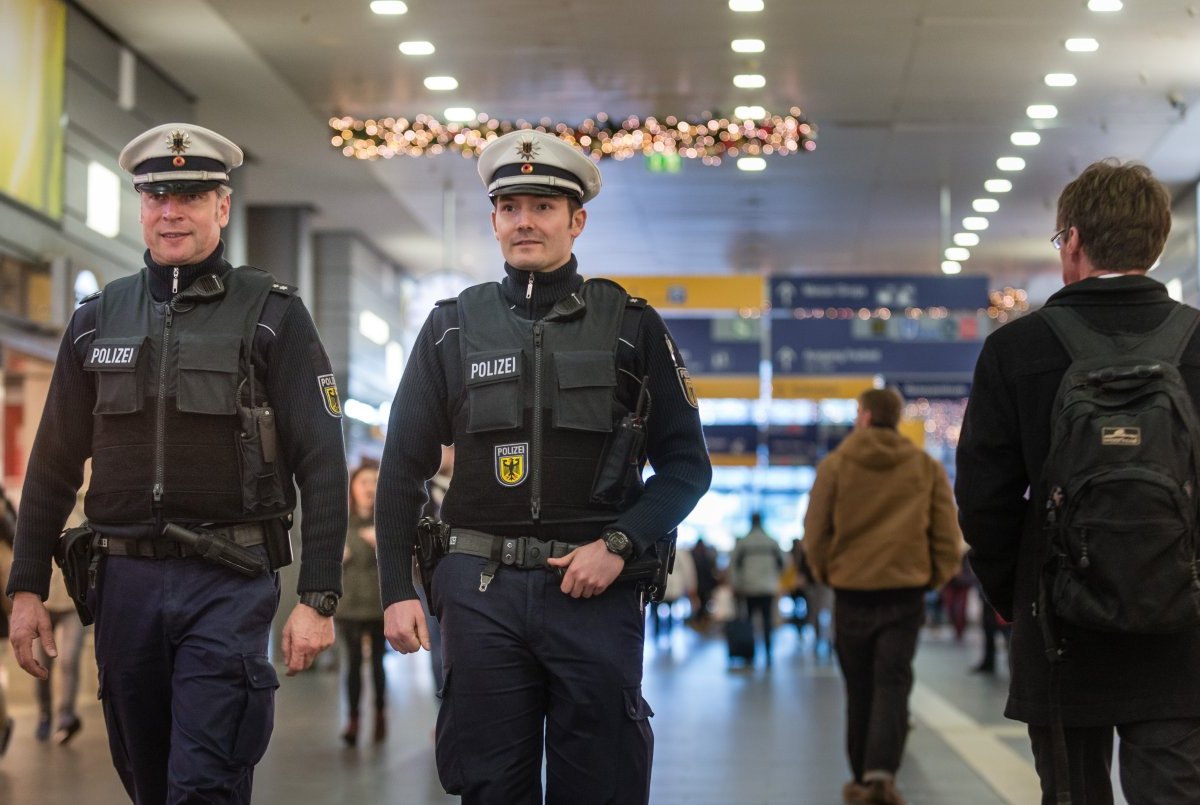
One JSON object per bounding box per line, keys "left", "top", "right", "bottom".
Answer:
{"left": 495, "top": 442, "right": 528, "bottom": 487}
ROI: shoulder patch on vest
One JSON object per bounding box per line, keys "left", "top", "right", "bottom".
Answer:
{"left": 317, "top": 373, "right": 342, "bottom": 417}
{"left": 625, "top": 295, "right": 648, "bottom": 309}
{"left": 434, "top": 297, "right": 458, "bottom": 307}
{"left": 269, "top": 282, "right": 298, "bottom": 296}
{"left": 79, "top": 290, "right": 103, "bottom": 304}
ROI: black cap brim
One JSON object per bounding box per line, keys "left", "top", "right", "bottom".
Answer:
{"left": 489, "top": 183, "right": 581, "bottom": 201}
{"left": 136, "top": 180, "right": 223, "bottom": 194}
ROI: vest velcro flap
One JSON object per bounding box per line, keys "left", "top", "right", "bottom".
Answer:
{"left": 177, "top": 332, "right": 242, "bottom": 415}
{"left": 85, "top": 336, "right": 146, "bottom": 415}
{"left": 465, "top": 350, "right": 522, "bottom": 432}
{"left": 553, "top": 350, "right": 616, "bottom": 432}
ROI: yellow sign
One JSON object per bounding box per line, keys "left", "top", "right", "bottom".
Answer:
{"left": 710, "top": 454, "right": 758, "bottom": 467}
{"left": 609, "top": 276, "right": 763, "bottom": 310}
{"left": 899, "top": 419, "right": 926, "bottom": 448}
{"left": 771, "top": 376, "right": 877, "bottom": 400}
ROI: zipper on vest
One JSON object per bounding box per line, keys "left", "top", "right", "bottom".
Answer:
{"left": 171, "top": 266, "right": 179, "bottom": 295}
{"left": 531, "top": 321, "right": 544, "bottom": 522}
{"left": 152, "top": 301, "right": 175, "bottom": 505}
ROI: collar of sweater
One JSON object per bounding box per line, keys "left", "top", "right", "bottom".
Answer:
{"left": 143, "top": 242, "right": 229, "bottom": 302}
{"left": 1045, "top": 273, "right": 1169, "bottom": 307}
{"left": 499, "top": 256, "right": 583, "bottom": 319}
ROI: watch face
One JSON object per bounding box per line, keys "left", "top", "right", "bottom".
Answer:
{"left": 606, "top": 531, "right": 631, "bottom": 554}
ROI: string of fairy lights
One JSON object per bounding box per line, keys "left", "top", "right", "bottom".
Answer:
{"left": 328, "top": 111, "right": 817, "bottom": 165}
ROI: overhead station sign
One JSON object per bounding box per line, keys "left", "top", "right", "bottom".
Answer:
{"left": 665, "top": 316, "right": 761, "bottom": 399}
{"left": 770, "top": 276, "right": 989, "bottom": 310}
{"left": 610, "top": 276, "right": 763, "bottom": 310}
{"left": 702, "top": 424, "right": 759, "bottom": 466}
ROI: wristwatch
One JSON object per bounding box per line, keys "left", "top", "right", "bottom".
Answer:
{"left": 299, "top": 590, "right": 339, "bottom": 617}
{"left": 602, "top": 529, "right": 634, "bottom": 560}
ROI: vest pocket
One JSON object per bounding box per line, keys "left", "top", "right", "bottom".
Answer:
{"left": 177, "top": 333, "right": 241, "bottom": 415}
{"left": 553, "top": 350, "right": 615, "bottom": 432}
{"left": 465, "top": 349, "right": 522, "bottom": 432}
{"left": 85, "top": 336, "right": 146, "bottom": 415}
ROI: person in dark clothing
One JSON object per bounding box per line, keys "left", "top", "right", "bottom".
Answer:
{"left": 690, "top": 537, "right": 720, "bottom": 627}
{"left": 5, "top": 123, "right": 347, "bottom": 804}
{"left": 957, "top": 159, "right": 1200, "bottom": 804}
{"left": 338, "top": 462, "right": 388, "bottom": 746}
{"left": 375, "top": 128, "right": 712, "bottom": 804}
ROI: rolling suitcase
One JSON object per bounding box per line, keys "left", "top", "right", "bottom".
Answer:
{"left": 725, "top": 613, "right": 755, "bottom": 663}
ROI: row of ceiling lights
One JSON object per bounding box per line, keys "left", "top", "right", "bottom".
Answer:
{"left": 368, "top": 0, "right": 475, "bottom": 120}
{"left": 941, "top": 0, "right": 1125, "bottom": 274}
{"left": 727, "top": 0, "right": 770, "bottom": 172}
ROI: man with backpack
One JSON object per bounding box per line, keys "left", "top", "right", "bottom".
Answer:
{"left": 957, "top": 159, "right": 1200, "bottom": 804}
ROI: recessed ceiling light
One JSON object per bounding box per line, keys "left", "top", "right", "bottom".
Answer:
{"left": 733, "top": 74, "right": 766, "bottom": 89}
{"left": 729, "top": 0, "right": 764, "bottom": 11}
{"left": 734, "top": 105, "right": 767, "bottom": 119}
{"left": 1044, "top": 73, "right": 1077, "bottom": 87}
{"left": 1011, "top": 131, "right": 1041, "bottom": 146}
{"left": 984, "top": 179, "right": 1013, "bottom": 193}
{"left": 1027, "top": 104, "right": 1058, "bottom": 119}
{"left": 737, "top": 157, "right": 767, "bottom": 172}
{"left": 731, "top": 39, "right": 765, "bottom": 53}
{"left": 444, "top": 107, "right": 476, "bottom": 122}
{"left": 370, "top": 1, "right": 408, "bottom": 14}
{"left": 941, "top": 260, "right": 963, "bottom": 275}
{"left": 996, "top": 157, "right": 1026, "bottom": 171}
{"left": 945, "top": 247, "right": 971, "bottom": 261}
{"left": 1065, "top": 38, "right": 1099, "bottom": 52}
{"left": 953, "top": 233, "right": 980, "bottom": 247}
{"left": 424, "top": 76, "right": 458, "bottom": 91}
{"left": 963, "top": 217, "right": 990, "bottom": 231}
{"left": 973, "top": 198, "right": 1000, "bottom": 213}
{"left": 1088, "top": 0, "right": 1122, "bottom": 11}
{"left": 399, "top": 41, "right": 435, "bottom": 55}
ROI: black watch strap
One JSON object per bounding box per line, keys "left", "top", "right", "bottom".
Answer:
{"left": 299, "top": 590, "right": 339, "bottom": 617}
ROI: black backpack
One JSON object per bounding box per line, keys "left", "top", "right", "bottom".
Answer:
{"left": 1040, "top": 304, "right": 1200, "bottom": 634}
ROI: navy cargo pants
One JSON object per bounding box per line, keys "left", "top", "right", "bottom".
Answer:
{"left": 431, "top": 553, "right": 654, "bottom": 805}
{"left": 91, "top": 550, "right": 280, "bottom": 804}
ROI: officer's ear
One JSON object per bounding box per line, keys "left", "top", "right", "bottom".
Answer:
{"left": 568, "top": 204, "right": 587, "bottom": 238}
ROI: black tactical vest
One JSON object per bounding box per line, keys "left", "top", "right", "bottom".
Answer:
{"left": 82, "top": 266, "right": 293, "bottom": 525}
{"left": 441, "top": 279, "right": 639, "bottom": 538}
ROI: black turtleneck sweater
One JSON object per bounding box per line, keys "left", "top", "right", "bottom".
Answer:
{"left": 7, "top": 243, "right": 348, "bottom": 599}
{"left": 375, "top": 256, "right": 712, "bottom": 605}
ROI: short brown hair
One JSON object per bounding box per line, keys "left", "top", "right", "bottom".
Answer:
{"left": 859, "top": 388, "right": 903, "bottom": 429}
{"left": 1056, "top": 159, "right": 1171, "bottom": 271}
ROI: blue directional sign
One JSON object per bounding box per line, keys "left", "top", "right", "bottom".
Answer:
{"left": 770, "top": 276, "right": 989, "bottom": 311}
{"left": 771, "top": 318, "right": 983, "bottom": 377}
{"left": 766, "top": 423, "right": 854, "bottom": 466}
{"left": 702, "top": 424, "right": 759, "bottom": 456}
{"left": 666, "top": 317, "right": 761, "bottom": 375}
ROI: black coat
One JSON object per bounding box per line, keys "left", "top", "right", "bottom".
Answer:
{"left": 956, "top": 274, "right": 1200, "bottom": 727}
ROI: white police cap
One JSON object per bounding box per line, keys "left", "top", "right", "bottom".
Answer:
{"left": 477, "top": 130, "right": 602, "bottom": 204}
{"left": 118, "top": 123, "right": 244, "bottom": 194}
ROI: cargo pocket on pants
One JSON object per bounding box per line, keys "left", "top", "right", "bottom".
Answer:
{"left": 230, "top": 654, "right": 279, "bottom": 766}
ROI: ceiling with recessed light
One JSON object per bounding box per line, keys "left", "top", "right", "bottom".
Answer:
{"left": 77, "top": 0, "right": 1200, "bottom": 297}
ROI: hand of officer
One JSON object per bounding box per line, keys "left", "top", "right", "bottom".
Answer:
{"left": 547, "top": 540, "right": 624, "bottom": 599}
{"left": 281, "top": 604, "right": 335, "bottom": 677}
{"left": 384, "top": 599, "right": 431, "bottom": 654}
{"left": 9, "top": 591, "right": 56, "bottom": 680}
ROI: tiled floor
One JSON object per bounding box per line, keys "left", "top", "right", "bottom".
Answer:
{"left": 0, "top": 615, "right": 1063, "bottom": 804}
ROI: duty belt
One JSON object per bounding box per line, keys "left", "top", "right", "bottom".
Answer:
{"left": 95, "top": 522, "right": 266, "bottom": 559}
{"left": 446, "top": 528, "right": 581, "bottom": 591}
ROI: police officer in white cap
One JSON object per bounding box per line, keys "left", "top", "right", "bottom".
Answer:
{"left": 375, "top": 128, "right": 712, "bottom": 803}
{"left": 7, "top": 122, "right": 347, "bottom": 804}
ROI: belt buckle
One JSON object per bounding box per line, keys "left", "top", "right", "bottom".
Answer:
{"left": 525, "top": 538, "right": 552, "bottom": 568}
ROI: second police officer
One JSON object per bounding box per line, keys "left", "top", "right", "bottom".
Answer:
{"left": 376, "top": 128, "right": 712, "bottom": 804}
{"left": 6, "top": 123, "right": 348, "bottom": 803}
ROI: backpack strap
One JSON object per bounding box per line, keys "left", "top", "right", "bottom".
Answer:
{"left": 1041, "top": 304, "right": 1200, "bottom": 364}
